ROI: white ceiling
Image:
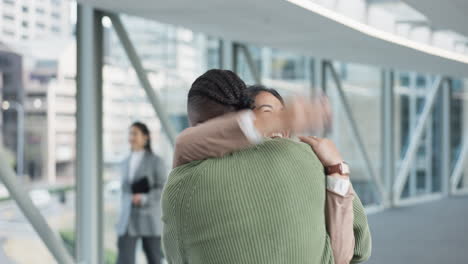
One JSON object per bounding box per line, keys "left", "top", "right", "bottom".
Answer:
{"left": 404, "top": 0, "right": 468, "bottom": 37}
{"left": 77, "top": 0, "right": 468, "bottom": 77}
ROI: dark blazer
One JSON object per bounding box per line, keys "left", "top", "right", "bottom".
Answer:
{"left": 116, "top": 151, "right": 167, "bottom": 236}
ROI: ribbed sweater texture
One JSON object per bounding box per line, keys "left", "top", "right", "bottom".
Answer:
{"left": 162, "top": 138, "right": 371, "bottom": 264}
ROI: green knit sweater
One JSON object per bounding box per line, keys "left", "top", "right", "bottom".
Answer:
{"left": 162, "top": 138, "right": 371, "bottom": 264}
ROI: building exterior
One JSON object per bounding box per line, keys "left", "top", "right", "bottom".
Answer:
{"left": 0, "top": 0, "right": 221, "bottom": 183}
{"left": 0, "top": 0, "right": 70, "bottom": 43}
{"left": 0, "top": 0, "right": 72, "bottom": 183}
{"left": 0, "top": 42, "right": 23, "bottom": 175}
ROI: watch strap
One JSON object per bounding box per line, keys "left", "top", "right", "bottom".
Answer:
{"left": 325, "top": 161, "right": 350, "bottom": 176}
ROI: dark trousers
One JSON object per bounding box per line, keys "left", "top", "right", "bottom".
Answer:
{"left": 116, "top": 235, "right": 162, "bottom": 264}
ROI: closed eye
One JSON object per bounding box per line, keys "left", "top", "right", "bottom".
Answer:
{"left": 257, "top": 105, "right": 273, "bottom": 112}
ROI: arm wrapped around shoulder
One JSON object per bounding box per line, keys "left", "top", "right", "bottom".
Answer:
{"left": 172, "top": 111, "right": 252, "bottom": 168}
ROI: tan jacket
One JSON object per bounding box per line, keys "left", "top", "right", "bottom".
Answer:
{"left": 173, "top": 112, "right": 355, "bottom": 264}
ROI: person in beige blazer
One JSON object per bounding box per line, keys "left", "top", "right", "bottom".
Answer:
{"left": 172, "top": 85, "right": 356, "bottom": 264}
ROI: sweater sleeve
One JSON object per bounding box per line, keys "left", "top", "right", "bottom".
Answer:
{"left": 350, "top": 193, "right": 372, "bottom": 263}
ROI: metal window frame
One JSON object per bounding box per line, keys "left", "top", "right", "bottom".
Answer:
{"left": 425, "top": 74, "right": 435, "bottom": 195}
{"left": 393, "top": 76, "right": 446, "bottom": 205}
{"left": 451, "top": 133, "right": 468, "bottom": 194}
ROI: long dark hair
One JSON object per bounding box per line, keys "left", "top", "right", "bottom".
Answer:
{"left": 131, "top": 121, "right": 153, "bottom": 153}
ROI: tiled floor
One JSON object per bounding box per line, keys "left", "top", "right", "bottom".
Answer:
{"left": 367, "top": 196, "right": 468, "bottom": 264}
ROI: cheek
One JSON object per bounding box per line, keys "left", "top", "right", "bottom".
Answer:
{"left": 137, "top": 136, "right": 145, "bottom": 145}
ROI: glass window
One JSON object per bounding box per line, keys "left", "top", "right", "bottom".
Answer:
{"left": 451, "top": 79, "right": 468, "bottom": 192}
{"left": 52, "top": 12, "right": 61, "bottom": 20}
{"left": 400, "top": 74, "right": 410, "bottom": 87}
{"left": 416, "top": 75, "right": 426, "bottom": 88}
{"left": 326, "top": 62, "right": 382, "bottom": 206}
{"left": 3, "top": 14, "right": 15, "bottom": 21}
{"left": 2, "top": 29, "right": 15, "bottom": 36}
{"left": 36, "top": 22, "right": 45, "bottom": 29}
{"left": 416, "top": 97, "right": 425, "bottom": 114}
{"left": 51, "top": 26, "right": 61, "bottom": 33}
{"left": 416, "top": 170, "right": 426, "bottom": 190}
{"left": 36, "top": 7, "right": 45, "bottom": 14}
{"left": 399, "top": 95, "right": 410, "bottom": 157}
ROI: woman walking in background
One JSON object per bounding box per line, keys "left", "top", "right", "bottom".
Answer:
{"left": 116, "top": 122, "right": 167, "bottom": 264}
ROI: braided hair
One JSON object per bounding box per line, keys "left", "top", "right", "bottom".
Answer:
{"left": 187, "top": 69, "right": 252, "bottom": 125}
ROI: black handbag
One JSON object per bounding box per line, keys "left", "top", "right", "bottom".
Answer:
{"left": 131, "top": 177, "right": 151, "bottom": 194}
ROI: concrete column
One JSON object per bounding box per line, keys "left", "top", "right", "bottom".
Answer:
{"left": 381, "top": 69, "right": 395, "bottom": 206}
{"left": 76, "top": 5, "right": 104, "bottom": 264}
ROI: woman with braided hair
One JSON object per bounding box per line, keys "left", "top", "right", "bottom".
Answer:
{"left": 162, "top": 69, "right": 371, "bottom": 264}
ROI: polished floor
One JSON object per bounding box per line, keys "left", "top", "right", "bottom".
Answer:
{"left": 367, "top": 196, "right": 468, "bottom": 264}
{"left": 1, "top": 196, "right": 467, "bottom": 264}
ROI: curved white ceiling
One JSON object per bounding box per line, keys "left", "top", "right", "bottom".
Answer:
{"left": 404, "top": 0, "right": 468, "bottom": 37}
{"left": 77, "top": 0, "right": 468, "bottom": 77}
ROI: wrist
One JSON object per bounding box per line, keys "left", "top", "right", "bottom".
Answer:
{"left": 323, "top": 158, "right": 343, "bottom": 167}
{"left": 324, "top": 161, "right": 350, "bottom": 176}
{"left": 327, "top": 172, "right": 349, "bottom": 179}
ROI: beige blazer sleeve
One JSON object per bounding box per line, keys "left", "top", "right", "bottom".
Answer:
{"left": 326, "top": 184, "right": 356, "bottom": 264}
{"left": 172, "top": 111, "right": 253, "bottom": 168}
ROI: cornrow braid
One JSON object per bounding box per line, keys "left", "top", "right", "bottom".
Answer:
{"left": 188, "top": 69, "right": 251, "bottom": 110}
{"left": 187, "top": 69, "right": 252, "bottom": 125}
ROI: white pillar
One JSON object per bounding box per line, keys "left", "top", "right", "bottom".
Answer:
{"left": 381, "top": 69, "right": 395, "bottom": 206}
{"left": 76, "top": 5, "right": 104, "bottom": 264}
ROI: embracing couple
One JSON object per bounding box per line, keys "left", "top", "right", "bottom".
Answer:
{"left": 162, "top": 69, "right": 371, "bottom": 264}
